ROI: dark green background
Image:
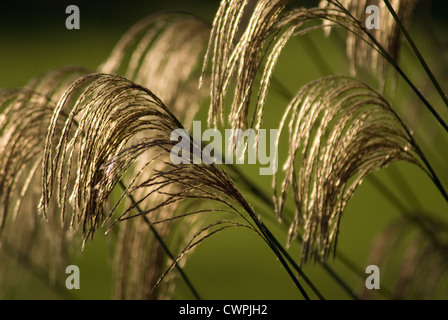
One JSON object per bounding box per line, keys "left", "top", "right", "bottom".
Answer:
{"left": 1, "top": 0, "right": 447, "bottom": 300}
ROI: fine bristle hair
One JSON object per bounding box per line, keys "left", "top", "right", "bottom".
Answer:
{"left": 37, "top": 73, "right": 266, "bottom": 295}
{"left": 99, "top": 12, "right": 211, "bottom": 126}
{"left": 275, "top": 75, "right": 423, "bottom": 263}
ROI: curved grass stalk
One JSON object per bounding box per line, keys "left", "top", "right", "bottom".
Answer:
{"left": 0, "top": 87, "right": 77, "bottom": 297}
{"left": 98, "top": 13, "right": 214, "bottom": 298}
{"left": 275, "top": 75, "right": 426, "bottom": 262}
{"left": 37, "top": 72, "right": 313, "bottom": 299}
{"left": 2, "top": 1, "right": 446, "bottom": 301}
{"left": 201, "top": 2, "right": 448, "bottom": 260}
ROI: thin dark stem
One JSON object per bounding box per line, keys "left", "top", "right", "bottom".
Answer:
{"left": 317, "top": 0, "right": 448, "bottom": 203}
{"left": 382, "top": 0, "right": 448, "bottom": 110}
{"left": 321, "top": 264, "right": 360, "bottom": 300}
{"left": 329, "top": 0, "right": 448, "bottom": 133}
{"left": 117, "top": 180, "right": 201, "bottom": 300}
{"left": 219, "top": 1, "right": 448, "bottom": 300}
{"left": 263, "top": 227, "right": 326, "bottom": 300}
{"left": 414, "top": 146, "right": 448, "bottom": 204}
{"left": 72, "top": 111, "right": 202, "bottom": 299}
{"left": 384, "top": 55, "right": 448, "bottom": 132}
{"left": 228, "top": 165, "right": 361, "bottom": 300}
{"left": 207, "top": 143, "right": 317, "bottom": 299}
{"left": 322, "top": 0, "right": 448, "bottom": 207}
{"left": 239, "top": 201, "right": 311, "bottom": 300}
{"left": 71, "top": 113, "right": 201, "bottom": 299}
{"left": 224, "top": 167, "right": 323, "bottom": 299}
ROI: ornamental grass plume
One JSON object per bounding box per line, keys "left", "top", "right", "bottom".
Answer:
{"left": 1, "top": 0, "right": 447, "bottom": 300}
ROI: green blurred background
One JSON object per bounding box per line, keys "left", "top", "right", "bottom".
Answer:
{"left": 1, "top": 0, "right": 448, "bottom": 299}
